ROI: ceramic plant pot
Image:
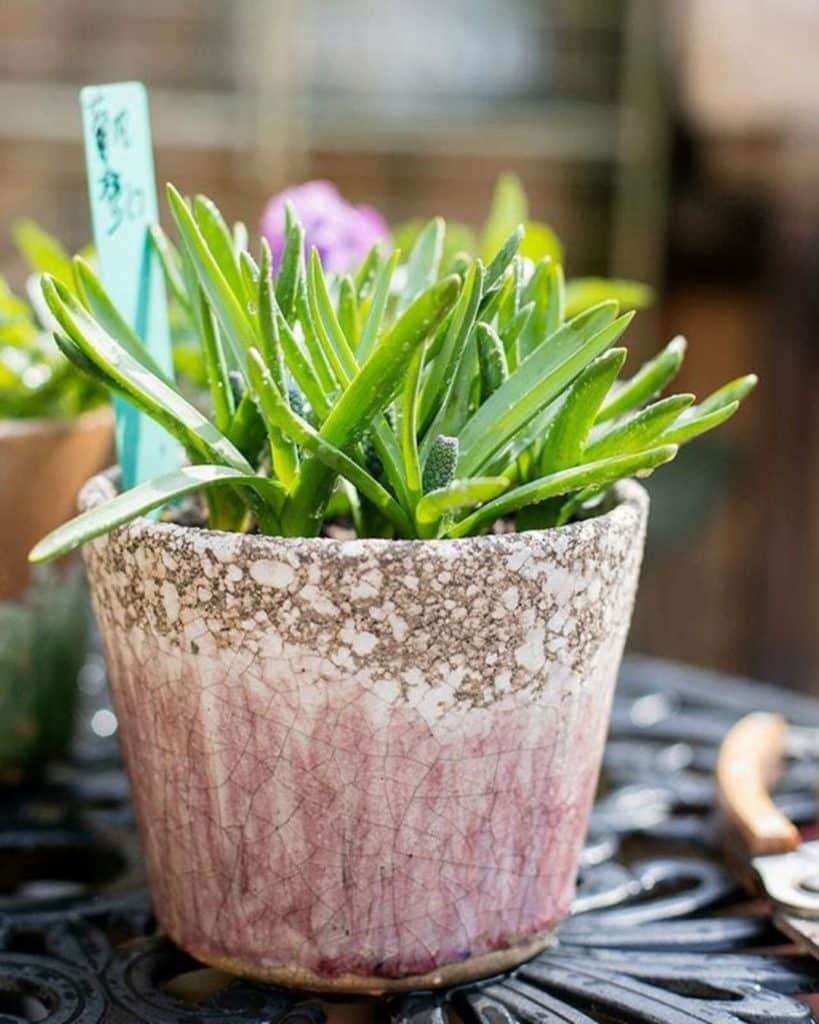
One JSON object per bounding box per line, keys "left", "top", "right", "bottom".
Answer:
{"left": 80, "top": 473, "right": 648, "bottom": 993}
{"left": 0, "top": 407, "right": 113, "bottom": 601}
{"left": 0, "top": 407, "right": 113, "bottom": 780}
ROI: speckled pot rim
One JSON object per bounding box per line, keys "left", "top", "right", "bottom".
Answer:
{"left": 79, "top": 472, "right": 648, "bottom": 558}
{"left": 0, "top": 404, "right": 112, "bottom": 441}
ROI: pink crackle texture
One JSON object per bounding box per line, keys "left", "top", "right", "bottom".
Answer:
{"left": 80, "top": 476, "right": 648, "bottom": 989}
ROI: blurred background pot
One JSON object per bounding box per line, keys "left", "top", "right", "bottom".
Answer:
{"left": 80, "top": 473, "right": 647, "bottom": 993}
{"left": 0, "top": 406, "right": 112, "bottom": 781}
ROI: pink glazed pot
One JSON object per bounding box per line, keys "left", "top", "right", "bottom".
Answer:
{"left": 80, "top": 474, "right": 648, "bottom": 993}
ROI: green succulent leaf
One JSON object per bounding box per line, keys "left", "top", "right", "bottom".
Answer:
{"left": 484, "top": 227, "right": 523, "bottom": 292}
{"left": 41, "top": 274, "right": 252, "bottom": 474}
{"left": 167, "top": 184, "right": 257, "bottom": 376}
{"left": 29, "top": 465, "right": 286, "bottom": 563}
{"left": 585, "top": 393, "right": 694, "bottom": 462}
{"left": 457, "top": 302, "right": 629, "bottom": 476}
{"left": 23, "top": 177, "right": 755, "bottom": 554}
{"left": 520, "top": 221, "right": 564, "bottom": 265}
{"left": 399, "top": 217, "right": 444, "bottom": 313}
{"left": 275, "top": 204, "right": 304, "bottom": 322}
{"left": 476, "top": 322, "right": 509, "bottom": 400}
{"left": 658, "top": 400, "right": 740, "bottom": 446}
{"left": 480, "top": 173, "right": 527, "bottom": 262}
{"left": 354, "top": 244, "right": 382, "bottom": 300}
{"left": 338, "top": 275, "right": 360, "bottom": 348}
{"left": 357, "top": 249, "right": 399, "bottom": 361}
{"left": 448, "top": 445, "right": 678, "bottom": 538}
{"left": 565, "top": 277, "right": 654, "bottom": 320}
{"left": 72, "top": 257, "right": 175, "bottom": 386}
{"left": 194, "top": 194, "right": 244, "bottom": 302}
{"left": 248, "top": 349, "right": 411, "bottom": 534}
{"left": 149, "top": 224, "right": 190, "bottom": 311}
{"left": 416, "top": 476, "right": 509, "bottom": 526}
{"left": 419, "top": 260, "right": 483, "bottom": 435}
{"left": 692, "top": 374, "right": 757, "bottom": 417}
{"left": 597, "top": 335, "right": 686, "bottom": 423}
{"left": 283, "top": 274, "right": 460, "bottom": 535}
{"left": 539, "top": 347, "right": 627, "bottom": 476}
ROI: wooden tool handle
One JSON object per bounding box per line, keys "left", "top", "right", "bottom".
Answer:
{"left": 716, "top": 712, "right": 801, "bottom": 856}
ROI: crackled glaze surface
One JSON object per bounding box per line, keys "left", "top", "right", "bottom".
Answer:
{"left": 80, "top": 475, "right": 648, "bottom": 990}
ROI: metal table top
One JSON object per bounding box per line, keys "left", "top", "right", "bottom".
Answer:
{"left": 1, "top": 654, "right": 818, "bottom": 1023}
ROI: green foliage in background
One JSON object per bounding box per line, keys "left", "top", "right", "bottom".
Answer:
{"left": 0, "top": 222, "right": 105, "bottom": 420}
{"left": 394, "top": 173, "right": 653, "bottom": 316}
{"left": 30, "top": 180, "right": 755, "bottom": 561}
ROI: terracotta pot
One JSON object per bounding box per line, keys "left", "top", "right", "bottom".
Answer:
{"left": 80, "top": 473, "right": 648, "bottom": 993}
{"left": 0, "top": 406, "right": 113, "bottom": 781}
{"left": 0, "top": 406, "right": 113, "bottom": 601}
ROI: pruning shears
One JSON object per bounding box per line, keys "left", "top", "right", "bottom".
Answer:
{"left": 717, "top": 712, "right": 819, "bottom": 956}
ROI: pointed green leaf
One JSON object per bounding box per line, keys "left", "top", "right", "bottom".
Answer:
{"left": 397, "top": 344, "right": 424, "bottom": 502}
{"left": 476, "top": 322, "right": 508, "bottom": 401}
{"left": 232, "top": 221, "right": 249, "bottom": 258}
{"left": 399, "top": 217, "right": 444, "bottom": 312}
{"left": 658, "top": 400, "right": 740, "bottom": 446}
{"left": 457, "top": 302, "right": 627, "bottom": 475}
{"left": 354, "top": 244, "right": 382, "bottom": 300}
{"left": 308, "top": 248, "right": 357, "bottom": 383}
{"left": 357, "top": 249, "right": 399, "bottom": 360}
{"left": 565, "top": 277, "right": 654, "bottom": 319}
{"left": 420, "top": 260, "right": 483, "bottom": 435}
{"left": 29, "top": 465, "right": 285, "bottom": 563}
{"left": 248, "top": 349, "right": 412, "bottom": 535}
{"left": 597, "top": 335, "right": 686, "bottom": 423}
{"left": 338, "top": 275, "right": 360, "bottom": 348}
{"left": 519, "top": 221, "right": 564, "bottom": 265}
{"left": 416, "top": 477, "right": 509, "bottom": 526}
{"left": 239, "top": 250, "right": 260, "bottom": 307}
{"left": 295, "top": 273, "right": 338, "bottom": 392}
{"left": 500, "top": 299, "right": 534, "bottom": 373}
{"left": 195, "top": 287, "right": 234, "bottom": 432}
{"left": 167, "top": 184, "right": 256, "bottom": 376}
{"left": 692, "top": 374, "right": 757, "bottom": 417}
{"left": 194, "top": 194, "right": 244, "bottom": 302}
{"left": 484, "top": 226, "right": 523, "bottom": 292}
{"left": 149, "top": 224, "right": 190, "bottom": 311}
{"left": 480, "top": 173, "right": 528, "bottom": 262}
{"left": 539, "top": 347, "right": 627, "bottom": 475}
{"left": 256, "top": 249, "right": 299, "bottom": 488}
{"left": 41, "top": 275, "right": 252, "bottom": 474}
{"left": 72, "top": 257, "right": 175, "bottom": 386}
{"left": 585, "top": 393, "right": 694, "bottom": 461}
{"left": 283, "top": 275, "right": 460, "bottom": 535}
{"left": 447, "top": 445, "right": 678, "bottom": 537}
{"left": 273, "top": 303, "right": 331, "bottom": 420}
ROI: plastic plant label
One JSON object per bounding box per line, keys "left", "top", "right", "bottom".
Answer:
{"left": 80, "top": 81, "right": 178, "bottom": 489}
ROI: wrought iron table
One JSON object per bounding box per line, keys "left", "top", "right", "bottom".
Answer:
{"left": 2, "top": 655, "right": 819, "bottom": 1023}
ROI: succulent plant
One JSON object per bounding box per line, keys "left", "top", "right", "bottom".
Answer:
{"left": 0, "top": 221, "right": 105, "bottom": 419}
{"left": 29, "top": 182, "right": 755, "bottom": 562}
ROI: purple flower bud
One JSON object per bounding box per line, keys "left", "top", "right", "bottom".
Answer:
{"left": 260, "top": 180, "right": 389, "bottom": 275}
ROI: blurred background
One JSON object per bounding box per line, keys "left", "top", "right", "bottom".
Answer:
{"left": 1, "top": 0, "right": 817, "bottom": 692}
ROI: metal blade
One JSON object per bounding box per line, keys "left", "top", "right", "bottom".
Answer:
{"left": 753, "top": 839, "right": 819, "bottom": 917}
{"left": 775, "top": 910, "right": 819, "bottom": 959}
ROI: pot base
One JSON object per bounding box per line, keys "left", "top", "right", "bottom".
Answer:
{"left": 176, "top": 928, "right": 556, "bottom": 995}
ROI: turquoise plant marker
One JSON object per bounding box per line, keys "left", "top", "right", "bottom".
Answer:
{"left": 80, "top": 81, "right": 178, "bottom": 489}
